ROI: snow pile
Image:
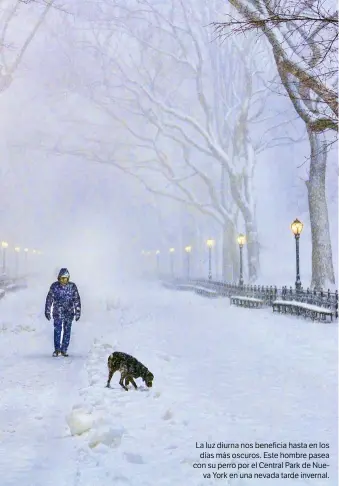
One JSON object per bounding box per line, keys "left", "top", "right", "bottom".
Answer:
{"left": 66, "top": 398, "right": 125, "bottom": 448}
{"left": 88, "top": 425, "right": 125, "bottom": 449}
{"left": 66, "top": 408, "right": 95, "bottom": 436}
{"left": 65, "top": 339, "right": 124, "bottom": 442}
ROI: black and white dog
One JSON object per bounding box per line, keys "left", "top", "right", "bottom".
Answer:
{"left": 106, "top": 351, "right": 154, "bottom": 391}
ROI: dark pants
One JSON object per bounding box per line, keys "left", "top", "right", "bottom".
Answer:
{"left": 54, "top": 317, "right": 73, "bottom": 352}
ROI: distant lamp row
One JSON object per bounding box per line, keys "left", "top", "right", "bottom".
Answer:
{"left": 1, "top": 241, "right": 42, "bottom": 254}
{"left": 141, "top": 218, "right": 303, "bottom": 289}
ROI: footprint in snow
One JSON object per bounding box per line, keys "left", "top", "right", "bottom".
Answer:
{"left": 166, "top": 444, "right": 178, "bottom": 450}
{"left": 137, "top": 386, "right": 151, "bottom": 393}
{"left": 113, "top": 475, "right": 130, "bottom": 484}
{"left": 162, "top": 409, "right": 173, "bottom": 420}
{"left": 156, "top": 353, "right": 171, "bottom": 361}
{"left": 124, "top": 452, "right": 145, "bottom": 464}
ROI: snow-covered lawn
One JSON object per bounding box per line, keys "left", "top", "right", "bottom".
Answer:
{"left": 0, "top": 281, "right": 337, "bottom": 486}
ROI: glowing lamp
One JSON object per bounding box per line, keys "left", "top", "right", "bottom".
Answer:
{"left": 291, "top": 219, "right": 303, "bottom": 236}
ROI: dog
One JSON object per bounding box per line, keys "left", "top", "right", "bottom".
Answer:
{"left": 106, "top": 351, "right": 154, "bottom": 391}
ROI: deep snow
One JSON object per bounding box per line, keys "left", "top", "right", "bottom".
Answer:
{"left": 0, "top": 280, "right": 337, "bottom": 486}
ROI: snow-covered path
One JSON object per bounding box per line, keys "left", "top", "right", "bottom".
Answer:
{"left": 0, "top": 281, "right": 337, "bottom": 486}
{"left": 0, "top": 283, "right": 113, "bottom": 486}
{"left": 0, "top": 286, "right": 87, "bottom": 486}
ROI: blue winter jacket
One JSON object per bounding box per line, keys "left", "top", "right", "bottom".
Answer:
{"left": 45, "top": 272, "right": 81, "bottom": 320}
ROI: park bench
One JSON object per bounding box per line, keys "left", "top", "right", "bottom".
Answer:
{"left": 4, "top": 282, "right": 27, "bottom": 292}
{"left": 162, "top": 281, "right": 177, "bottom": 290}
{"left": 176, "top": 283, "right": 196, "bottom": 291}
{"left": 230, "top": 295, "right": 264, "bottom": 308}
{"left": 272, "top": 299, "right": 334, "bottom": 322}
{"left": 4, "top": 283, "right": 17, "bottom": 291}
{"left": 194, "top": 286, "right": 219, "bottom": 298}
{"left": 162, "top": 281, "right": 196, "bottom": 291}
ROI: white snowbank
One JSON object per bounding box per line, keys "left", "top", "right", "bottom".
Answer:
{"left": 88, "top": 425, "right": 125, "bottom": 449}
{"left": 65, "top": 408, "right": 95, "bottom": 436}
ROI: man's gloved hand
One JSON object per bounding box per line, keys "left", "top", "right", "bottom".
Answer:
{"left": 75, "top": 315, "right": 80, "bottom": 322}
{"left": 45, "top": 312, "right": 51, "bottom": 321}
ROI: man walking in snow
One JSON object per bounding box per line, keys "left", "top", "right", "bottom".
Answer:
{"left": 45, "top": 268, "right": 81, "bottom": 357}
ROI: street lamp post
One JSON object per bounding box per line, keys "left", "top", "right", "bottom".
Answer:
{"left": 14, "top": 247, "right": 20, "bottom": 277}
{"left": 237, "top": 234, "right": 246, "bottom": 286}
{"left": 156, "top": 250, "right": 160, "bottom": 276}
{"left": 1, "top": 241, "right": 8, "bottom": 275}
{"left": 24, "top": 248, "right": 29, "bottom": 275}
{"left": 185, "top": 245, "right": 192, "bottom": 280}
{"left": 206, "top": 239, "right": 215, "bottom": 280}
{"left": 141, "top": 250, "right": 146, "bottom": 276}
{"left": 169, "top": 248, "right": 175, "bottom": 279}
{"left": 290, "top": 218, "right": 304, "bottom": 291}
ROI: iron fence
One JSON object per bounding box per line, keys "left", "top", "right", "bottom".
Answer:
{"left": 166, "top": 277, "right": 338, "bottom": 317}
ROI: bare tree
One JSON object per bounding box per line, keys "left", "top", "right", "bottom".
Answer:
{"left": 0, "top": 0, "right": 58, "bottom": 92}
{"left": 56, "top": 0, "right": 287, "bottom": 282}
{"left": 48, "top": 0, "right": 310, "bottom": 283}
{"left": 214, "top": 0, "right": 337, "bottom": 287}
{"left": 214, "top": 0, "right": 338, "bottom": 133}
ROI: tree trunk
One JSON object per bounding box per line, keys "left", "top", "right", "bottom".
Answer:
{"left": 227, "top": 135, "right": 260, "bottom": 282}
{"left": 222, "top": 219, "right": 239, "bottom": 282}
{"left": 244, "top": 213, "right": 260, "bottom": 282}
{"left": 306, "top": 129, "right": 335, "bottom": 288}
{"left": 241, "top": 157, "right": 260, "bottom": 282}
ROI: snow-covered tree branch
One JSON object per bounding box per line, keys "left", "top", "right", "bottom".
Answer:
{"left": 0, "top": 0, "right": 56, "bottom": 92}
{"left": 65, "top": 0, "right": 282, "bottom": 281}
{"left": 214, "top": 0, "right": 338, "bottom": 133}
{"left": 213, "top": 0, "right": 336, "bottom": 286}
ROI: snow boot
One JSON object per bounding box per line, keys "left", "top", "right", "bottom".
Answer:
{"left": 53, "top": 350, "right": 60, "bottom": 357}
{"left": 60, "top": 351, "right": 69, "bottom": 357}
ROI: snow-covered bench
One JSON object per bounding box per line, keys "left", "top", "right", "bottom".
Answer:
{"left": 194, "top": 286, "right": 218, "bottom": 298}
{"left": 272, "top": 300, "right": 334, "bottom": 322}
{"left": 5, "top": 283, "right": 27, "bottom": 292}
{"left": 0, "top": 289, "right": 5, "bottom": 300}
{"left": 176, "top": 283, "right": 196, "bottom": 291}
{"left": 162, "top": 281, "right": 196, "bottom": 291}
{"left": 162, "top": 281, "right": 177, "bottom": 290}
{"left": 230, "top": 295, "right": 264, "bottom": 308}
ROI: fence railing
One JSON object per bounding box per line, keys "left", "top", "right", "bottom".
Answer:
{"left": 165, "top": 277, "right": 338, "bottom": 317}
